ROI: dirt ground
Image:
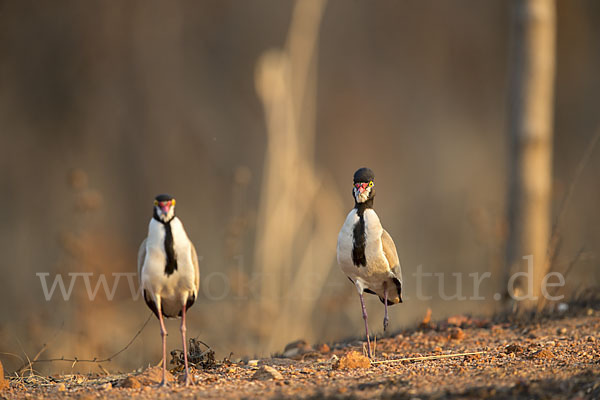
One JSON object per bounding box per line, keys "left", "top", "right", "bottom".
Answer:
{"left": 3, "top": 304, "right": 600, "bottom": 400}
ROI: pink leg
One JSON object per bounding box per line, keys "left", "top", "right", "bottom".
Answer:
{"left": 359, "top": 292, "right": 372, "bottom": 358}
{"left": 157, "top": 305, "right": 168, "bottom": 387}
{"left": 180, "top": 306, "right": 194, "bottom": 386}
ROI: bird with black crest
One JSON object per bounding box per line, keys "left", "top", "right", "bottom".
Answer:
{"left": 138, "top": 194, "right": 200, "bottom": 386}
{"left": 337, "top": 168, "right": 403, "bottom": 358}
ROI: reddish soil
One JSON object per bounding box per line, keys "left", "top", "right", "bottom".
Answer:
{"left": 4, "top": 306, "right": 600, "bottom": 399}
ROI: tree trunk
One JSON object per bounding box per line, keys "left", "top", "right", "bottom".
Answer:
{"left": 505, "top": 0, "right": 556, "bottom": 311}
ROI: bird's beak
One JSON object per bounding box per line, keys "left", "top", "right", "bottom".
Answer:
{"left": 160, "top": 204, "right": 171, "bottom": 214}
{"left": 357, "top": 186, "right": 365, "bottom": 194}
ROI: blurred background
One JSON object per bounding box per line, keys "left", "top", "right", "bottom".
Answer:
{"left": 0, "top": 0, "right": 599, "bottom": 375}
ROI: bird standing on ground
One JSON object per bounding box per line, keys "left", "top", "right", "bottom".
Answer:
{"left": 138, "top": 194, "right": 200, "bottom": 386}
{"left": 337, "top": 168, "right": 403, "bottom": 358}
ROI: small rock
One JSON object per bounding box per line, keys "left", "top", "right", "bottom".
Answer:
{"left": 587, "top": 336, "right": 596, "bottom": 342}
{"left": 328, "top": 354, "right": 339, "bottom": 364}
{"left": 252, "top": 365, "right": 283, "bottom": 380}
{"left": 586, "top": 308, "right": 594, "bottom": 316}
{"left": 101, "top": 382, "right": 112, "bottom": 390}
{"left": 316, "top": 343, "right": 330, "bottom": 354}
{"left": 119, "top": 376, "right": 142, "bottom": 389}
{"left": 283, "top": 339, "right": 313, "bottom": 358}
{"left": 132, "top": 366, "right": 174, "bottom": 385}
{"left": 333, "top": 351, "right": 371, "bottom": 370}
{"left": 56, "top": 383, "right": 66, "bottom": 392}
{"left": 557, "top": 327, "right": 567, "bottom": 335}
{"left": 449, "top": 327, "right": 465, "bottom": 341}
{"left": 247, "top": 359, "right": 259, "bottom": 366}
{"left": 505, "top": 344, "right": 524, "bottom": 354}
{"left": 529, "top": 349, "right": 553, "bottom": 359}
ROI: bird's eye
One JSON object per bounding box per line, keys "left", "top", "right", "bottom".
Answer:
{"left": 154, "top": 200, "right": 158, "bottom": 206}
{"left": 369, "top": 181, "right": 373, "bottom": 187}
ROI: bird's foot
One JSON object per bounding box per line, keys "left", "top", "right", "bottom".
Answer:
{"left": 383, "top": 317, "right": 389, "bottom": 332}
{"left": 180, "top": 372, "right": 194, "bottom": 387}
{"left": 364, "top": 342, "right": 373, "bottom": 359}
{"left": 156, "top": 379, "right": 169, "bottom": 388}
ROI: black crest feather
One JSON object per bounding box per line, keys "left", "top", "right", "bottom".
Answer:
{"left": 353, "top": 167, "right": 375, "bottom": 183}
{"left": 155, "top": 193, "right": 174, "bottom": 202}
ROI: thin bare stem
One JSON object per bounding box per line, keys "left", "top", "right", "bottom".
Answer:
{"left": 13, "top": 313, "right": 152, "bottom": 375}
{"left": 538, "top": 126, "right": 600, "bottom": 311}
{"left": 371, "top": 351, "right": 486, "bottom": 364}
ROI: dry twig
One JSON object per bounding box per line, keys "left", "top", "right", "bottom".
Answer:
{"left": 371, "top": 351, "right": 486, "bottom": 364}
{"left": 14, "top": 313, "right": 152, "bottom": 375}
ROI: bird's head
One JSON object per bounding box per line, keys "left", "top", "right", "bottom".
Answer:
{"left": 353, "top": 167, "right": 375, "bottom": 204}
{"left": 153, "top": 194, "right": 176, "bottom": 223}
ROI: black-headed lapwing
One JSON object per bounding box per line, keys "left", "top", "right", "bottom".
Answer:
{"left": 337, "top": 168, "right": 403, "bottom": 358}
{"left": 138, "top": 194, "right": 200, "bottom": 386}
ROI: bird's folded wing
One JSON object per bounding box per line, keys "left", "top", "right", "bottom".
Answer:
{"left": 190, "top": 242, "right": 200, "bottom": 292}
{"left": 382, "top": 229, "right": 402, "bottom": 282}
{"left": 137, "top": 239, "right": 147, "bottom": 286}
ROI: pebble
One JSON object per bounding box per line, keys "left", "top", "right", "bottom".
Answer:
{"left": 529, "top": 349, "right": 553, "bottom": 359}
{"left": 505, "top": 344, "right": 524, "bottom": 354}
{"left": 317, "top": 343, "right": 331, "bottom": 354}
{"left": 449, "top": 328, "right": 465, "bottom": 341}
{"left": 119, "top": 376, "right": 142, "bottom": 389}
{"left": 333, "top": 351, "right": 371, "bottom": 370}
{"left": 282, "top": 340, "right": 313, "bottom": 358}
{"left": 252, "top": 366, "right": 283, "bottom": 380}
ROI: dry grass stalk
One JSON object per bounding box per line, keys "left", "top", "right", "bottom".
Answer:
{"left": 537, "top": 126, "right": 600, "bottom": 311}
{"left": 13, "top": 313, "right": 152, "bottom": 375}
{"left": 371, "top": 351, "right": 486, "bottom": 364}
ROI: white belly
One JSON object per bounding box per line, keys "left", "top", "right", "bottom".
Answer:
{"left": 141, "top": 218, "right": 197, "bottom": 316}
{"left": 337, "top": 208, "right": 392, "bottom": 295}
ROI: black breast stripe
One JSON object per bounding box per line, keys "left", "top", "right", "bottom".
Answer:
{"left": 352, "top": 210, "right": 367, "bottom": 267}
{"left": 164, "top": 221, "right": 178, "bottom": 276}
